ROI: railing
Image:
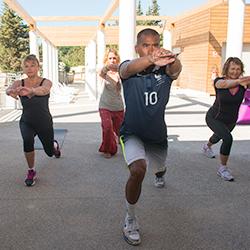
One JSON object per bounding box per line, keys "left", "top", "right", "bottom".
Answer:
{"left": 0, "top": 72, "right": 22, "bottom": 109}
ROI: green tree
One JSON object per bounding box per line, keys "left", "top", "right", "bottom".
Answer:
{"left": 151, "top": 0, "right": 161, "bottom": 26}
{"left": 140, "top": 0, "right": 161, "bottom": 26}
{"left": 58, "top": 46, "right": 84, "bottom": 71}
{"left": 0, "top": 3, "right": 29, "bottom": 72}
{"left": 136, "top": 0, "right": 145, "bottom": 26}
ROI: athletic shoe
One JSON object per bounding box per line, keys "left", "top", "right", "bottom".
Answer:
{"left": 123, "top": 214, "right": 141, "bottom": 246}
{"left": 25, "top": 169, "right": 37, "bottom": 186}
{"left": 217, "top": 166, "right": 234, "bottom": 181}
{"left": 202, "top": 144, "right": 216, "bottom": 158}
{"left": 154, "top": 176, "right": 165, "bottom": 188}
{"left": 54, "top": 140, "right": 61, "bottom": 158}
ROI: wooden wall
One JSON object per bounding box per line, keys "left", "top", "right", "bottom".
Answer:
{"left": 207, "top": 3, "right": 228, "bottom": 94}
{"left": 171, "top": 3, "right": 250, "bottom": 95}
{"left": 171, "top": 9, "right": 210, "bottom": 92}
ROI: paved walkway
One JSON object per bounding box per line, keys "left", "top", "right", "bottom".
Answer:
{"left": 0, "top": 82, "right": 250, "bottom": 250}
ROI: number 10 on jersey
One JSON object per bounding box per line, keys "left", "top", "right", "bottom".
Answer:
{"left": 144, "top": 92, "right": 158, "bottom": 106}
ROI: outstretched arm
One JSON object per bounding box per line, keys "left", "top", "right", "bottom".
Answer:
{"left": 215, "top": 76, "right": 250, "bottom": 89}
{"left": 17, "top": 79, "right": 52, "bottom": 98}
{"left": 239, "top": 76, "right": 250, "bottom": 88}
{"left": 6, "top": 80, "right": 21, "bottom": 99}
{"left": 99, "top": 64, "right": 120, "bottom": 87}
{"left": 119, "top": 48, "right": 180, "bottom": 79}
{"left": 165, "top": 57, "right": 182, "bottom": 80}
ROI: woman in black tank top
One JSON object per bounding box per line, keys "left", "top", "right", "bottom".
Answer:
{"left": 202, "top": 57, "right": 250, "bottom": 181}
{"left": 6, "top": 54, "right": 61, "bottom": 186}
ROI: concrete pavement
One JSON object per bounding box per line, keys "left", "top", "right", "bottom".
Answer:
{"left": 0, "top": 82, "right": 250, "bottom": 250}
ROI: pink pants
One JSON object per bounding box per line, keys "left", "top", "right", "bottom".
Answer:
{"left": 99, "top": 108, "right": 124, "bottom": 155}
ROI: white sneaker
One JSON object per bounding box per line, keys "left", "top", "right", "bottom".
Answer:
{"left": 202, "top": 144, "right": 216, "bottom": 158}
{"left": 154, "top": 176, "right": 165, "bottom": 188}
{"left": 123, "top": 214, "right": 141, "bottom": 246}
{"left": 217, "top": 166, "right": 234, "bottom": 181}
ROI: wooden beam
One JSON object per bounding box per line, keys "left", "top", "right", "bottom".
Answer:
{"left": 33, "top": 15, "right": 170, "bottom": 22}
{"left": 38, "top": 25, "right": 162, "bottom": 46}
{"left": 34, "top": 16, "right": 104, "bottom": 22}
{"left": 3, "top": 0, "right": 56, "bottom": 46}
{"left": 98, "top": 0, "right": 119, "bottom": 28}
{"left": 4, "top": 0, "right": 36, "bottom": 28}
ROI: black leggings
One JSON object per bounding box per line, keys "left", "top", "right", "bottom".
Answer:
{"left": 206, "top": 112, "right": 236, "bottom": 156}
{"left": 19, "top": 121, "right": 54, "bottom": 157}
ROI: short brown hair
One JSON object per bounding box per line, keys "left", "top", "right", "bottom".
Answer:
{"left": 22, "top": 54, "right": 40, "bottom": 67}
{"left": 222, "top": 57, "right": 244, "bottom": 77}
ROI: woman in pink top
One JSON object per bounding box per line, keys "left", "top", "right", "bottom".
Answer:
{"left": 98, "top": 48, "right": 124, "bottom": 158}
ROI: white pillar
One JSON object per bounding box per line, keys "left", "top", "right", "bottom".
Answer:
{"left": 48, "top": 43, "right": 53, "bottom": 81}
{"left": 29, "top": 31, "right": 39, "bottom": 58}
{"left": 85, "top": 45, "right": 88, "bottom": 76}
{"left": 42, "top": 40, "right": 49, "bottom": 79}
{"left": 163, "top": 29, "right": 172, "bottom": 51}
{"left": 52, "top": 46, "right": 57, "bottom": 84}
{"left": 84, "top": 45, "right": 89, "bottom": 91}
{"left": 119, "top": 0, "right": 136, "bottom": 62}
{"left": 86, "top": 40, "right": 97, "bottom": 99}
{"left": 226, "top": 0, "right": 245, "bottom": 59}
{"left": 97, "top": 29, "right": 106, "bottom": 69}
{"left": 55, "top": 49, "right": 59, "bottom": 84}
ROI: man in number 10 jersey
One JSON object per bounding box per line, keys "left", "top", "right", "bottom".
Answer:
{"left": 119, "top": 28, "right": 182, "bottom": 246}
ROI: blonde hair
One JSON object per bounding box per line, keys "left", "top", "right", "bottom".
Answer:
{"left": 103, "top": 48, "right": 120, "bottom": 65}
{"left": 22, "top": 54, "right": 40, "bottom": 67}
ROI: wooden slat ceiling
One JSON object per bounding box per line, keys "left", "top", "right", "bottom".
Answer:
{"left": 36, "top": 15, "right": 169, "bottom": 46}
{"left": 38, "top": 25, "right": 162, "bottom": 46}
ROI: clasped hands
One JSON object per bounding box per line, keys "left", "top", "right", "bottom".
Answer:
{"left": 239, "top": 76, "right": 250, "bottom": 89}
{"left": 7, "top": 86, "right": 33, "bottom": 99}
{"left": 148, "top": 48, "right": 177, "bottom": 66}
{"left": 102, "top": 64, "right": 119, "bottom": 74}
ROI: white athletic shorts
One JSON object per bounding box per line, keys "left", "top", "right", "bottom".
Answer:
{"left": 121, "top": 135, "right": 168, "bottom": 173}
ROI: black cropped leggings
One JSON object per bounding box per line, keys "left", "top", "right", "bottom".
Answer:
{"left": 19, "top": 121, "right": 54, "bottom": 157}
{"left": 205, "top": 112, "right": 236, "bottom": 156}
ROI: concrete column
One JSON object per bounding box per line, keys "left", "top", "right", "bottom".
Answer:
{"left": 163, "top": 29, "right": 172, "bottom": 51}
{"left": 85, "top": 41, "right": 97, "bottom": 99}
{"left": 97, "top": 29, "right": 106, "bottom": 69}
{"left": 48, "top": 43, "right": 53, "bottom": 81}
{"left": 89, "top": 40, "right": 97, "bottom": 99}
{"left": 84, "top": 45, "right": 88, "bottom": 77}
{"left": 84, "top": 45, "right": 89, "bottom": 91}
{"left": 226, "top": 0, "right": 245, "bottom": 59}
{"left": 55, "top": 49, "right": 59, "bottom": 84}
{"left": 119, "top": 0, "right": 136, "bottom": 62}
{"left": 29, "top": 31, "right": 39, "bottom": 58}
{"left": 42, "top": 40, "right": 49, "bottom": 79}
{"left": 52, "top": 46, "right": 57, "bottom": 84}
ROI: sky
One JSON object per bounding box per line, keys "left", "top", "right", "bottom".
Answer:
{"left": 1, "top": 0, "right": 249, "bottom": 27}
{"left": 1, "top": 0, "right": 211, "bottom": 16}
